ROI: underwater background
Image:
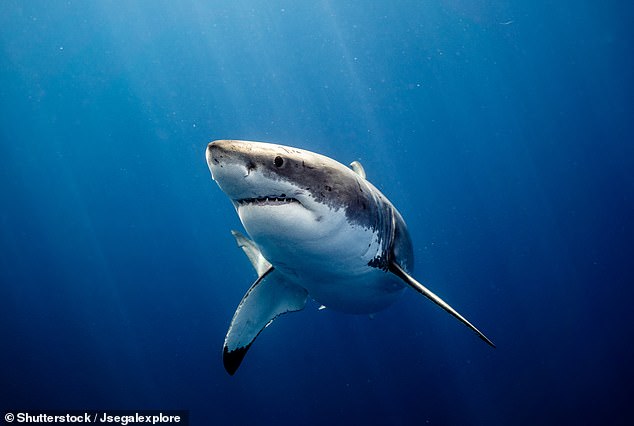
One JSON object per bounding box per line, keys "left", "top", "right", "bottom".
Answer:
{"left": 1, "top": 1, "right": 633, "bottom": 424}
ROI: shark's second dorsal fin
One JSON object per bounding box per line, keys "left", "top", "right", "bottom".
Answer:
{"left": 231, "top": 230, "right": 271, "bottom": 277}
{"left": 349, "top": 161, "right": 366, "bottom": 179}
{"left": 389, "top": 261, "right": 496, "bottom": 348}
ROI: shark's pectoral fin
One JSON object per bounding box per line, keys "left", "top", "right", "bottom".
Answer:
{"left": 389, "top": 261, "right": 495, "bottom": 348}
{"left": 223, "top": 268, "right": 308, "bottom": 375}
{"left": 231, "top": 230, "right": 271, "bottom": 277}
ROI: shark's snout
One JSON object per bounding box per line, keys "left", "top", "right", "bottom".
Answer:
{"left": 206, "top": 140, "right": 276, "bottom": 201}
{"left": 206, "top": 140, "right": 242, "bottom": 182}
{"left": 206, "top": 140, "right": 256, "bottom": 173}
{"left": 206, "top": 141, "right": 234, "bottom": 189}
{"left": 206, "top": 140, "right": 229, "bottom": 169}
{"left": 205, "top": 143, "right": 214, "bottom": 167}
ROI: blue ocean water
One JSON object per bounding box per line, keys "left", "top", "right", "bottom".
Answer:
{"left": 1, "top": 1, "right": 633, "bottom": 424}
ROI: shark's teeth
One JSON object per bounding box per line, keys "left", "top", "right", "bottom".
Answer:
{"left": 237, "top": 197, "right": 300, "bottom": 206}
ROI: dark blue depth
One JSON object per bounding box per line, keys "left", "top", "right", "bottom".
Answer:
{"left": 1, "top": 1, "right": 633, "bottom": 425}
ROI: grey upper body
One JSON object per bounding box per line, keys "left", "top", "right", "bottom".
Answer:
{"left": 206, "top": 140, "right": 494, "bottom": 375}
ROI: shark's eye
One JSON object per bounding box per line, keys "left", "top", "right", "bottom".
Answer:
{"left": 274, "top": 156, "right": 284, "bottom": 167}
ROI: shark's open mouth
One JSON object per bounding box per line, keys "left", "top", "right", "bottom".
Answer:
{"left": 236, "top": 196, "right": 301, "bottom": 207}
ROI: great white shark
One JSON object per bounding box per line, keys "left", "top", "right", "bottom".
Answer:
{"left": 206, "top": 140, "right": 494, "bottom": 375}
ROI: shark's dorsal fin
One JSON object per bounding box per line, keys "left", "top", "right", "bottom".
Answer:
{"left": 231, "top": 230, "right": 271, "bottom": 277}
{"left": 349, "top": 161, "right": 366, "bottom": 179}
{"left": 389, "top": 261, "right": 495, "bottom": 348}
{"left": 223, "top": 268, "right": 308, "bottom": 375}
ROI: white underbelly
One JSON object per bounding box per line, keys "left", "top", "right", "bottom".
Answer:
{"left": 242, "top": 202, "right": 404, "bottom": 313}
{"left": 288, "top": 266, "right": 406, "bottom": 314}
